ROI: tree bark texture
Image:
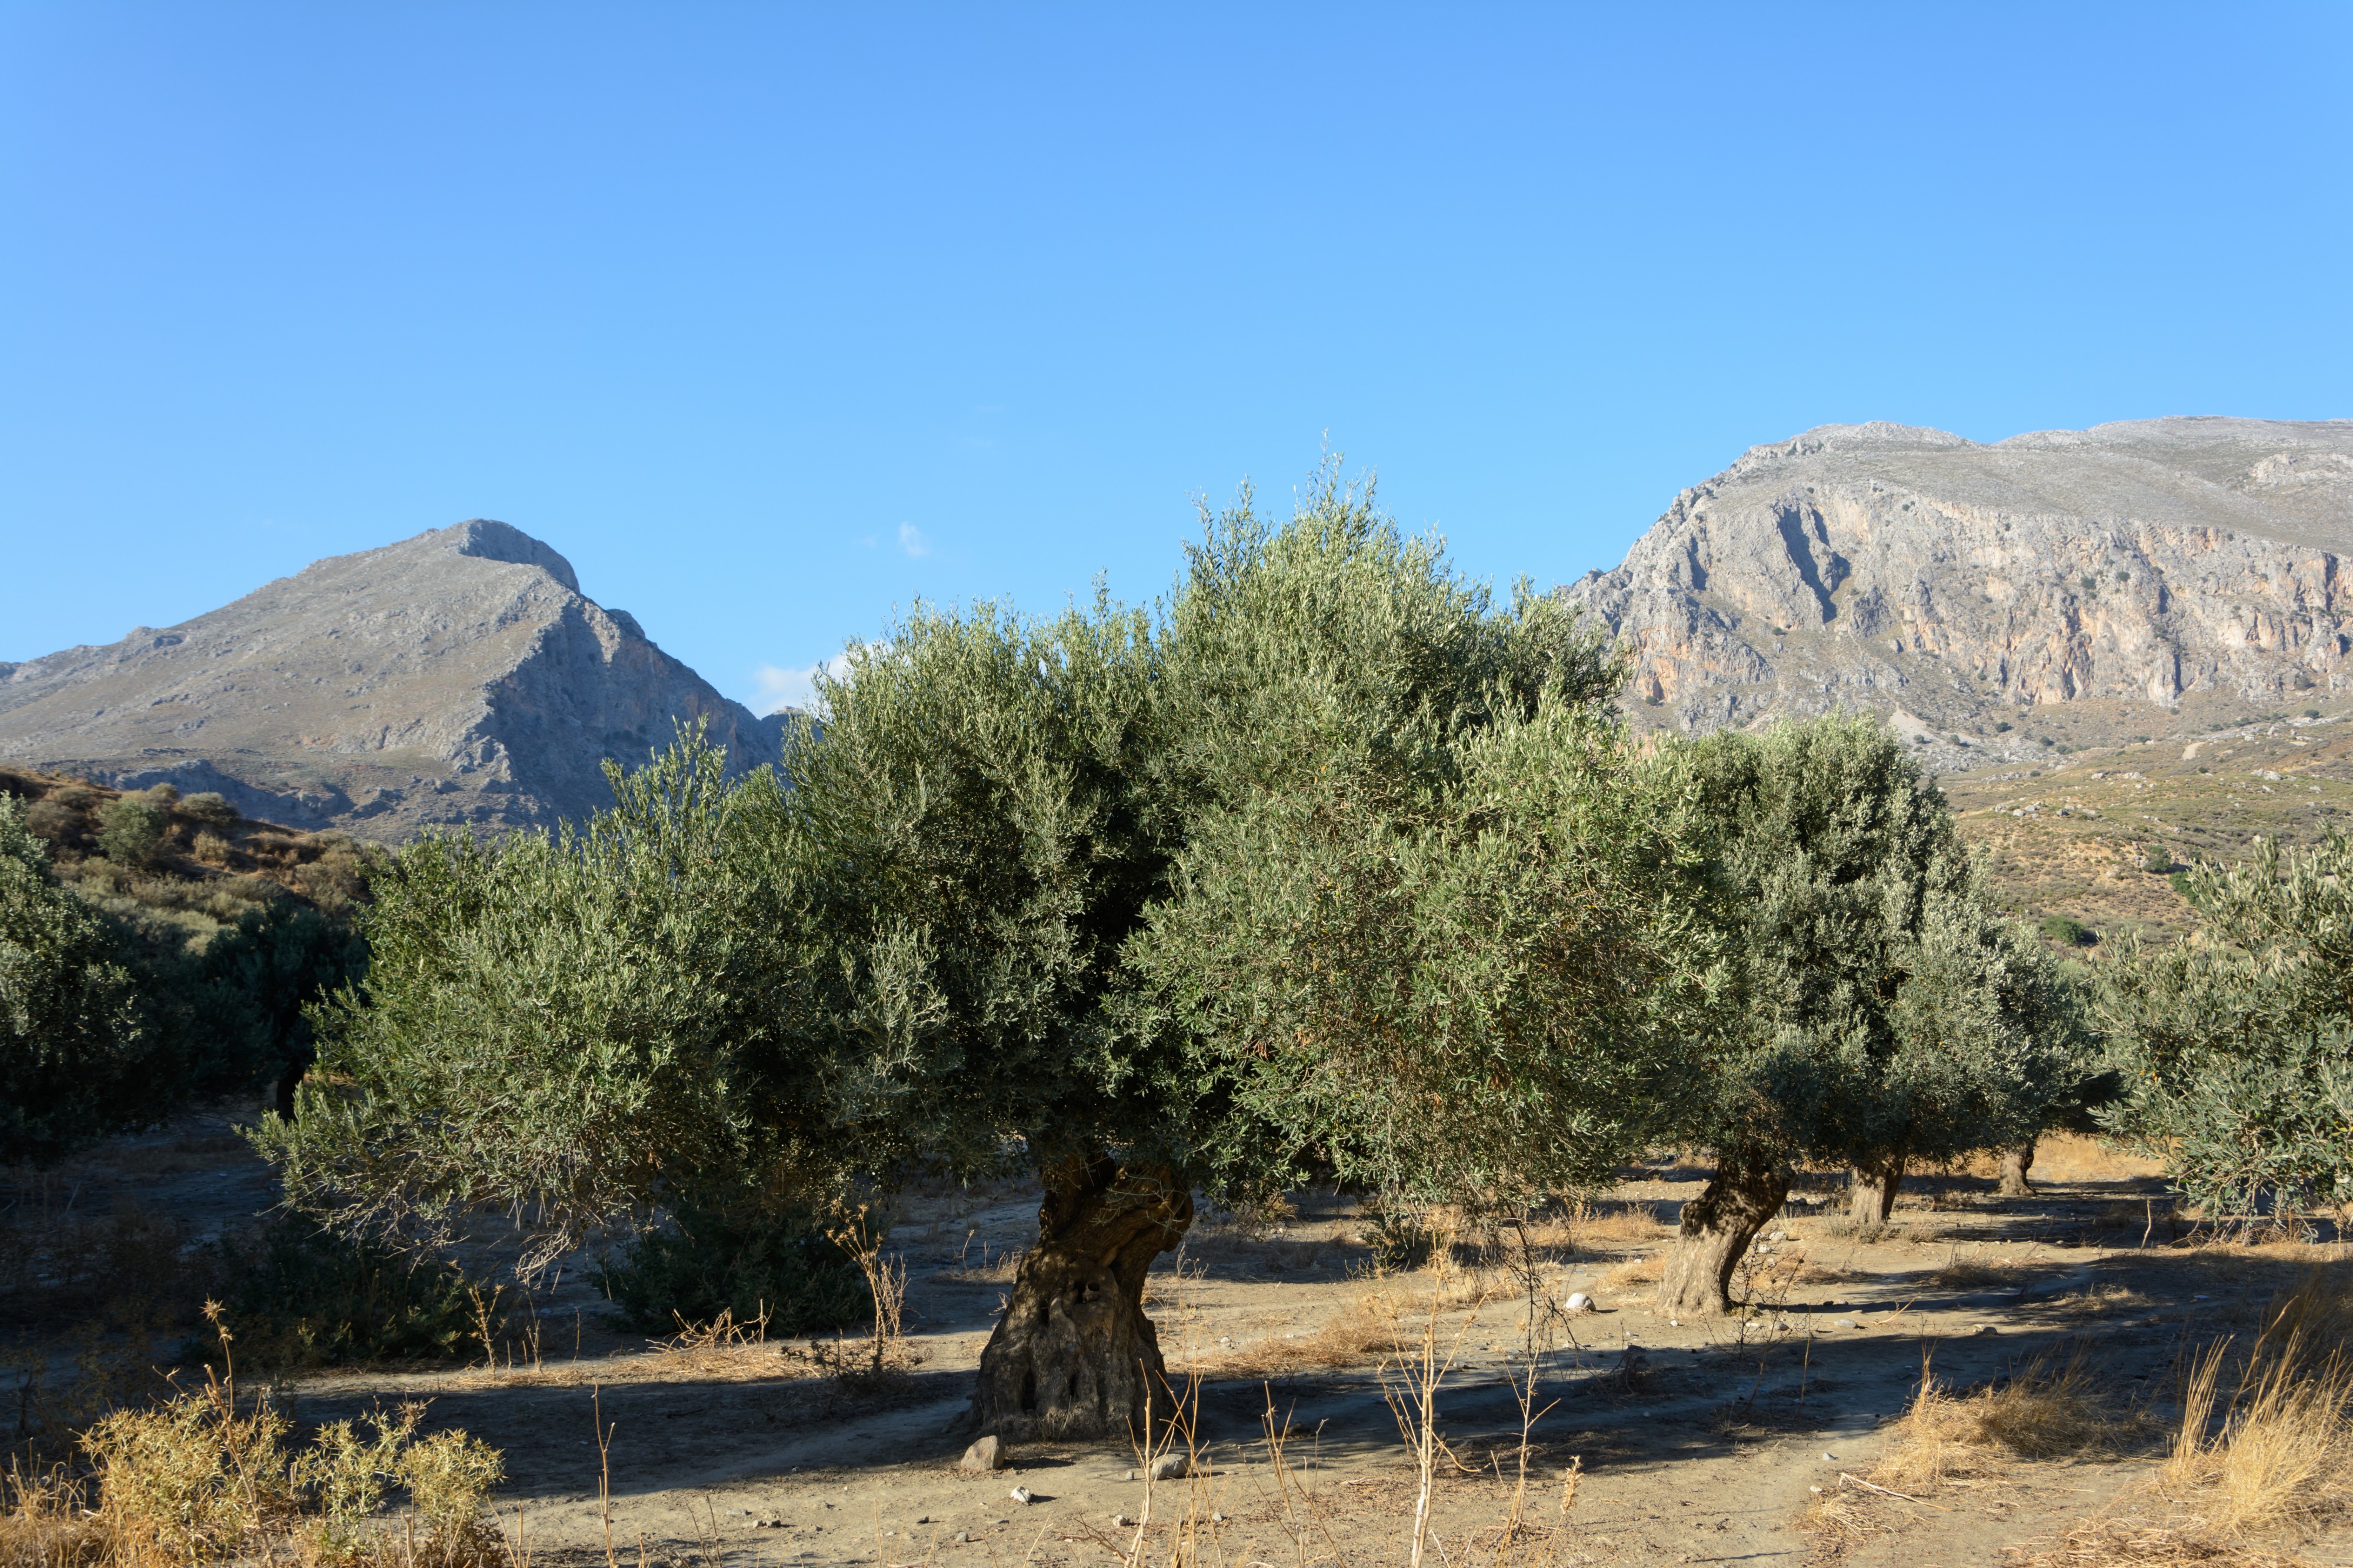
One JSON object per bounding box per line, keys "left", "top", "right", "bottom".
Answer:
{"left": 1848, "top": 1154, "right": 1905, "bottom": 1225}
{"left": 966, "top": 1152, "right": 1194, "bottom": 1442}
{"left": 1997, "top": 1140, "right": 2036, "bottom": 1197}
{"left": 1655, "top": 1152, "right": 1789, "bottom": 1317}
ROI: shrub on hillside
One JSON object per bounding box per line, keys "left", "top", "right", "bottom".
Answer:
{"left": 1, "top": 798, "right": 153, "bottom": 1164}
{"left": 179, "top": 791, "right": 238, "bottom": 828}
{"left": 21, "top": 798, "right": 83, "bottom": 850}
{"left": 96, "top": 796, "right": 166, "bottom": 867}
{"left": 2040, "top": 914, "right": 2097, "bottom": 946}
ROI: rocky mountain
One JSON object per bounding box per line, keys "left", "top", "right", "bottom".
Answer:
{"left": 0, "top": 520, "right": 785, "bottom": 838}
{"left": 1562, "top": 417, "right": 2353, "bottom": 766}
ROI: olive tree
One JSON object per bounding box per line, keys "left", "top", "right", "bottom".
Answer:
{"left": 2098, "top": 831, "right": 2353, "bottom": 1223}
{"left": 1650, "top": 718, "right": 2086, "bottom": 1315}
{"left": 774, "top": 471, "right": 1639, "bottom": 1440}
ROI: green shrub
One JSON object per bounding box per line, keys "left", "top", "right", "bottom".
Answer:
{"left": 594, "top": 1201, "right": 869, "bottom": 1335}
{"left": 2142, "top": 843, "right": 2174, "bottom": 874}
{"left": 96, "top": 797, "right": 166, "bottom": 867}
{"left": 179, "top": 792, "right": 238, "bottom": 829}
{"left": 2039, "top": 914, "right": 2097, "bottom": 946}
{"left": 201, "top": 1217, "right": 476, "bottom": 1367}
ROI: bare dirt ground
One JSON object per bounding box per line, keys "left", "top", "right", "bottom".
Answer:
{"left": 7, "top": 1115, "right": 2350, "bottom": 1568}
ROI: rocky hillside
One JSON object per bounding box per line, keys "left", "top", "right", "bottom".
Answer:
{"left": 1562, "top": 417, "right": 2353, "bottom": 766}
{"left": 0, "top": 521, "right": 784, "bottom": 838}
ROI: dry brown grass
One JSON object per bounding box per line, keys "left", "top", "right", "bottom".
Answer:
{"left": 1185, "top": 1264, "right": 1495, "bottom": 1382}
{"left": 1601, "top": 1253, "right": 1662, "bottom": 1291}
{"left": 1873, "top": 1350, "right": 2123, "bottom": 1492}
{"left": 2158, "top": 1297, "right": 2352, "bottom": 1539}
{"left": 1560, "top": 1202, "right": 1665, "bottom": 1248}
{"left": 1180, "top": 1292, "right": 1395, "bottom": 1381}
{"left": 1959, "top": 1132, "right": 2167, "bottom": 1186}
{"left": 2009, "top": 1276, "right": 2353, "bottom": 1566}
{"left": 1926, "top": 1243, "right": 2019, "bottom": 1290}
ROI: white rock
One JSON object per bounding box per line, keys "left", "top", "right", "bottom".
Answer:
{"left": 1565, "top": 1292, "right": 1595, "bottom": 1313}
{"left": 1009, "top": 1486, "right": 1036, "bottom": 1506}
{"left": 1147, "top": 1453, "right": 1192, "bottom": 1482}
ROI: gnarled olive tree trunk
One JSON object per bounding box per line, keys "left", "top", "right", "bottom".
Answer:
{"left": 966, "top": 1152, "right": 1194, "bottom": 1442}
{"left": 1656, "top": 1149, "right": 1789, "bottom": 1317}
{"left": 1996, "top": 1139, "right": 2036, "bottom": 1197}
{"left": 1847, "top": 1153, "right": 1905, "bottom": 1225}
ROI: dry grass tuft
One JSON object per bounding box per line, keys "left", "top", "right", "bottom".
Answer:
{"left": 1874, "top": 1350, "right": 2119, "bottom": 1491}
{"left": 1192, "top": 1291, "right": 1397, "bottom": 1379}
{"left": 1562, "top": 1202, "right": 1664, "bottom": 1247}
{"left": 1927, "top": 1243, "right": 2018, "bottom": 1290}
{"left": 2014, "top": 1275, "right": 2353, "bottom": 1566}
{"left": 1602, "top": 1253, "right": 1662, "bottom": 1290}
{"left": 1189, "top": 1262, "right": 1494, "bottom": 1380}
{"left": 2157, "top": 1297, "right": 2352, "bottom": 1539}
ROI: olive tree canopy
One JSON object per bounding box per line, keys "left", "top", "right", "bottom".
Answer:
{"left": 2099, "top": 831, "right": 2353, "bottom": 1223}
{"left": 1649, "top": 718, "right": 2088, "bottom": 1315}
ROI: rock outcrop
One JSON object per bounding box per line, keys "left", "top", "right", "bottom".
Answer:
{"left": 0, "top": 521, "right": 785, "bottom": 838}
{"left": 1562, "top": 418, "right": 2353, "bottom": 755}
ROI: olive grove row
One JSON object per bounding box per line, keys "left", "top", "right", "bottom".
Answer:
{"left": 245, "top": 473, "right": 2351, "bottom": 1442}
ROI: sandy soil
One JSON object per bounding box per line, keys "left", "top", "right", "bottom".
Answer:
{"left": 7, "top": 1116, "right": 2351, "bottom": 1567}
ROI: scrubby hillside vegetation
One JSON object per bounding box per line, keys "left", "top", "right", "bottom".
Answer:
{"left": 0, "top": 767, "right": 370, "bottom": 1160}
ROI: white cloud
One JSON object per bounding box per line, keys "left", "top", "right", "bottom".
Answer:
{"left": 751, "top": 655, "right": 850, "bottom": 715}
{"left": 898, "top": 521, "right": 930, "bottom": 558}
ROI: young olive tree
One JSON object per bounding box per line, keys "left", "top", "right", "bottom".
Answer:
{"left": 2098, "top": 831, "right": 2353, "bottom": 1223}
{"left": 1651, "top": 718, "right": 2085, "bottom": 1315}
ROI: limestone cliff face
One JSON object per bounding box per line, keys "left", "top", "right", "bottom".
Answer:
{"left": 1561, "top": 418, "right": 2353, "bottom": 746}
{"left": 0, "top": 521, "right": 785, "bottom": 837}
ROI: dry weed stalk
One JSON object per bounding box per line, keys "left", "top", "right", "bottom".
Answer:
{"left": 1120, "top": 1372, "right": 1222, "bottom": 1568}
{"left": 796, "top": 1205, "right": 916, "bottom": 1396}
{"left": 1258, "top": 1390, "right": 1353, "bottom": 1568}
{"left": 1379, "top": 1280, "right": 1485, "bottom": 1568}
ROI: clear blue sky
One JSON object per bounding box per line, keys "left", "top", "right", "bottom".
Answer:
{"left": 5, "top": 5, "right": 2348, "bottom": 713}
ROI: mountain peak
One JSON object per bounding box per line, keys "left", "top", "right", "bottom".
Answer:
{"left": 440, "top": 518, "right": 582, "bottom": 595}
{"left": 1564, "top": 416, "right": 2353, "bottom": 758}
{"left": 0, "top": 522, "right": 776, "bottom": 837}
